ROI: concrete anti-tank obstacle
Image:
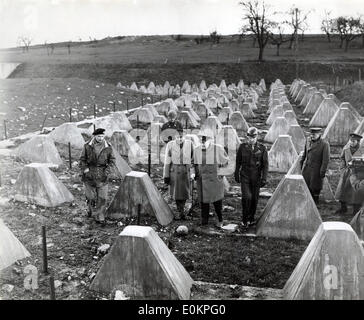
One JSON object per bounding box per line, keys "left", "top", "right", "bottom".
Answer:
{"left": 230, "top": 111, "right": 249, "bottom": 132}
{"left": 256, "top": 174, "right": 322, "bottom": 241}
{"left": 284, "top": 110, "right": 299, "bottom": 126}
{"left": 240, "top": 102, "right": 256, "bottom": 119}
{"left": 177, "top": 111, "right": 199, "bottom": 128}
{"left": 309, "top": 98, "right": 339, "bottom": 127}
{"left": 303, "top": 92, "right": 325, "bottom": 115}
{"left": 90, "top": 226, "right": 193, "bottom": 299}
{"left": 110, "top": 130, "right": 144, "bottom": 158}
{"left": 106, "top": 171, "right": 174, "bottom": 226}
{"left": 268, "top": 135, "right": 298, "bottom": 173}
{"left": 264, "top": 117, "right": 290, "bottom": 144}
{"left": 217, "top": 107, "right": 233, "bottom": 123}
{"left": 339, "top": 102, "right": 362, "bottom": 122}
{"left": 300, "top": 87, "right": 316, "bottom": 107}
{"left": 287, "top": 125, "right": 306, "bottom": 153}
{"left": 287, "top": 151, "right": 303, "bottom": 175}
{"left": 283, "top": 222, "right": 364, "bottom": 300}
{"left": 128, "top": 108, "right": 154, "bottom": 123}
{"left": 321, "top": 177, "right": 336, "bottom": 202}
{"left": 109, "top": 145, "right": 132, "bottom": 179}
{"left": 14, "top": 134, "right": 63, "bottom": 166}
{"left": 355, "top": 118, "right": 364, "bottom": 136}
{"left": 201, "top": 115, "right": 223, "bottom": 135}
{"left": 14, "top": 163, "right": 74, "bottom": 207}
{"left": 322, "top": 107, "right": 361, "bottom": 146}
{"left": 266, "top": 105, "right": 283, "bottom": 126}
{"left": 49, "top": 122, "right": 85, "bottom": 149}
{"left": 350, "top": 210, "right": 364, "bottom": 241}
{"left": 0, "top": 219, "right": 31, "bottom": 271}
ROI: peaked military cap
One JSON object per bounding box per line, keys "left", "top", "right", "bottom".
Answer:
{"left": 349, "top": 133, "right": 363, "bottom": 140}
{"left": 92, "top": 128, "right": 105, "bottom": 135}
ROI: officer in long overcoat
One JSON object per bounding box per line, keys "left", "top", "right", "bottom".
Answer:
{"left": 300, "top": 127, "right": 330, "bottom": 204}
{"left": 350, "top": 159, "right": 364, "bottom": 215}
{"left": 80, "top": 128, "right": 116, "bottom": 225}
{"left": 193, "top": 128, "right": 229, "bottom": 228}
{"left": 335, "top": 133, "right": 363, "bottom": 214}
{"left": 163, "top": 129, "right": 194, "bottom": 220}
{"left": 234, "top": 127, "right": 268, "bottom": 227}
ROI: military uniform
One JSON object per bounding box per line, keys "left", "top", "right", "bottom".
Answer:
{"left": 235, "top": 141, "right": 268, "bottom": 225}
{"left": 350, "top": 171, "right": 364, "bottom": 215}
{"left": 300, "top": 137, "right": 330, "bottom": 203}
{"left": 80, "top": 138, "right": 116, "bottom": 223}
{"left": 161, "top": 120, "right": 184, "bottom": 142}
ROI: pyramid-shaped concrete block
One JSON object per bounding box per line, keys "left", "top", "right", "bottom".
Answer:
{"left": 130, "top": 82, "right": 138, "bottom": 91}
{"left": 217, "top": 107, "right": 233, "bottom": 123}
{"left": 339, "top": 102, "right": 362, "bottom": 122}
{"left": 128, "top": 108, "right": 154, "bottom": 123}
{"left": 107, "top": 171, "right": 173, "bottom": 226}
{"left": 154, "top": 115, "right": 168, "bottom": 124}
{"left": 321, "top": 177, "right": 336, "bottom": 202}
{"left": 0, "top": 219, "right": 31, "bottom": 271}
{"left": 240, "top": 103, "right": 255, "bottom": 119}
{"left": 323, "top": 107, "right": 361, "bottom": 146}
{"left": 229, "top": 99, "right": 240, "bottom": 112}
{"left": 264, "top": 117, "right": 290, "bottom": 143}
{"left": 90, "top": 226, "right": 193, "bottom": 299}
{"left": 14, "top": 163, "right": 74, "bottom": 207}
{"left": 266, "top": 105, "right": 284, "bottom": 125}
{"left": 300, "top": 87, "right": 316, "bottom": 107}
{"left": 303, "top": 92, "right": 325, "bottom": 115}
{"left": 256, "top": 174, "right": 322, "bottom": 240}
{"left": 200, "top": 80, "right": 207, "bottom": 91}
{"left": 201, "top": 116, "right": 223, "bottom": 135}
{"left": 49, "top": 122, "right": 85, "bottom": 149}
{"left": 309, "top": 98, "right": 339, "bottom": 127}
{"left": 327, "top": 93, "right": 342, "bottom": 107}
{"left": 217, "top": 125, "right": 241, "bottom": 151}
{"left": 268, "top": 135, "right": 298, "bottom": 173}
{"left": 284, "top": 222, "right": 364, "bottom": 300}
{"left": 295, "top": 84, "right": 310, "bottom": 104}
{"left": 91, "top": 114, "right": 132, "bottom": 137}
{"left": 109, "top": 146, "right": 132, "bottom": 179}
{"left": 284, "top": 110, "right": 299, "bottom": 126}
{"left": 282, "top": 102, "right": 294, "bottom": 113}
{"left": 110, "top": 130, "right": 144, "bottom": 158}
{"left": 144, "top": 104, "right": 159, "bottom": 118}
{"left": 181, "top": 106, "right": 201, "bottom": 122}
{"left": 287, "top": 151, "right": 303, "bottom": 175}
{"left": 355, "top": 118, "right": 364, "bottom": 136}
{"left": 230, "top": 111, "right": 249, "bottom": 132}
{"left": 350, "top": 210, "right": 364, "bottom": 241}
{"left": 14, "top": 135, "right": 63, "bottom": 166}
{"left": 287, "top": 125, "right": 306, "bottom": 153}
{"left": 177, "top": 111, "right": 199, "bottom": 128}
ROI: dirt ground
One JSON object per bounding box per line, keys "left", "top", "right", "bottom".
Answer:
{"left": 1, "top": 75, "right": 358, "bottom": 300}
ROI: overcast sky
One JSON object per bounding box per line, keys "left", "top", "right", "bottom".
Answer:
{"left": 0, "top": 0, "right": 363, "bottom": 49}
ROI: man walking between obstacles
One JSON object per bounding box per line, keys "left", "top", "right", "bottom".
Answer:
{"left": 234, "top": 127, "right": 268, "bottom": 228}
{"left": 300, "top": 127, "right": 330, "bottom": 204}
{"left": 163, "top": 128, "right": 194, "bottom": 220}
{"left": 161, "top": 110, "right": 183, "bottom": 143}
{"left": 335, "top": 133, "right": 363, "bottom": 215}
{"left": 80, "top": 128, "right": 116, "bottom": 225}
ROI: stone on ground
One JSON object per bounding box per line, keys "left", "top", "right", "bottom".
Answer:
{"left": 90, "top": 226, "right": 193, "bottom": 299}
{"left": 0, "top": 219, "right": 31, "bottom": 271}
{"left": 256, "top": 174, "right": 322, "bottom": 241}
{"left": 14, "top": 163, "right": 74, "bottom": 207}
{"left": 284, "top": 222, "right": 364, "bottom": 300}
{"left": 106, "top": 171, "right": 173, "bottom": 226}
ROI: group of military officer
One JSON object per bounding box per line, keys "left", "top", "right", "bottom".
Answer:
{"left": 78, "top": 108, "right": 364, "bottom": 228}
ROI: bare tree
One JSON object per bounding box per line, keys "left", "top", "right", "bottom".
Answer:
{"left": 286, "top": 7, "right": 311, "bottom": 50}
{"left": 321, "top": 10, "right": 335, "bottom": 43}
{"left": 239, "top": 0, "right": 275, "bottom": 62}
{"left": 209, "top": 30, "right": 222, "bottom": 44}
{"left": 17, "top": 36, "right": 32, "bottom": 52}
{"left": 269, "top": 23, "right": 290, "bottom": 56}
{"left": 335, "top": 16, "right": 361, "bottom": 51}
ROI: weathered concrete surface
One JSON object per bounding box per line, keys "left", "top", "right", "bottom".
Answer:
{"left": 49, "top": 122, "right": 85, "bottom": 149}
{"left": 351, "top": 210, "right": 364, "bottom": 241}
{"left": 309, "top": 98, "right": 339, "bottom": 127}
{"left": 90, "top": 226, "right": 193, "bottom": 299}
{"left": 268, "top": 135, "right": 298, "bottom": 173}
{"left": 321, "top": 177, "right": 336, "bottom": 202}
{"left": 323, "top": 107, "right": 361, "bottom": 146}
{"left": 230, "top": 111, "right": 249, "bottom": 132}
{"left": 177, "top": 110, "right": 199, "bottom": 128}
{"left": 266, "top": 105, "right": 283, "bottom": 125}
{"left": 106, "top": 171, "right": 173, "bottom": 226}
{"left": 0, "top": 219, "right": 31, "bottom": 271}
{"left": 0, "top": 63, "right": 21, "bottom": 79}
{"left": 284, "top": 111, "right": 299, "bottom": 126}
{"left": 14, "top": 163, "right": 74, "bottom": 207}
{"left": 240, "top": 102, "right": 256, "bottom": 119}
{"left": 284, "top": 222, "right": 364, "bottom": 300}
{"left": 13, "top": 134, "right": 63, "bottom": 165}
{"left": 303, "top": 92, "right": 325, "bottom": 115}
{"left": 110, "top": 130, "right": 144, "bottom": 158}
{"left": 264, "top": 117, "right": 290, "bottom": 143}
{"left": 287, "top": 125, "right": 306, "bottom": 153}
{"left": 256, "top": 174, "right": 322, "bottom": 241}
{"left": 128, "top": 108, "right": 154, "bottom": 123}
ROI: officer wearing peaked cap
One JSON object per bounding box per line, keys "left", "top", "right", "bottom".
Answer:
{"left": 235, "top": 127, "right": 268, "bottom": 228}
{"left": 300, "top": 127, "right": 330, "bottom": 204}
{"left": 335, "top": 132, "right": 363, "bottom": 215}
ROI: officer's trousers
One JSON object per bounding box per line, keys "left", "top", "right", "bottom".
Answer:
{"left": 201, "top": 200, "right": 223, "bottom": 225}
{"left": 84, "top": 181, "right": 108, "bottom": 222}
{"left": 240, "top": 178, "right": 260, "bottom": 224}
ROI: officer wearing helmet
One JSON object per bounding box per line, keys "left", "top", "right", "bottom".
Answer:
{"left": 234, "top": 127, "right": 268, "bottom": 227}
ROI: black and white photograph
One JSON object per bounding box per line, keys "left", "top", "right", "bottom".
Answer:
{"left": 1, "top": 0, "right": 364, "bottom": 306}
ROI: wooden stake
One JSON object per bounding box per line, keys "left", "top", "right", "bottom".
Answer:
{"left": 69, "top": 107, "right": 72, "bottom": 122}
{"left": 68, "top": 142, "right": 72, "bottom": 170}
{"left": 126, "top": 99, "right": 129, "bottom": 111}
{"left": 49, "top": 275, "right": 56, "bottom": 300}
{"left": 113, "top": 101, "right": 116, "bottom": 112}
{"left": 137, "top": 204, "right": 141, "bottom": 225}
{"left": 42, "top": 226, "right": 48, "bottom": 274}
{"left": 40, "top": 114, "right": 47, "bottom": 132}
{"left": 3, "top": 120, "right": 7, "bottom": 140}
